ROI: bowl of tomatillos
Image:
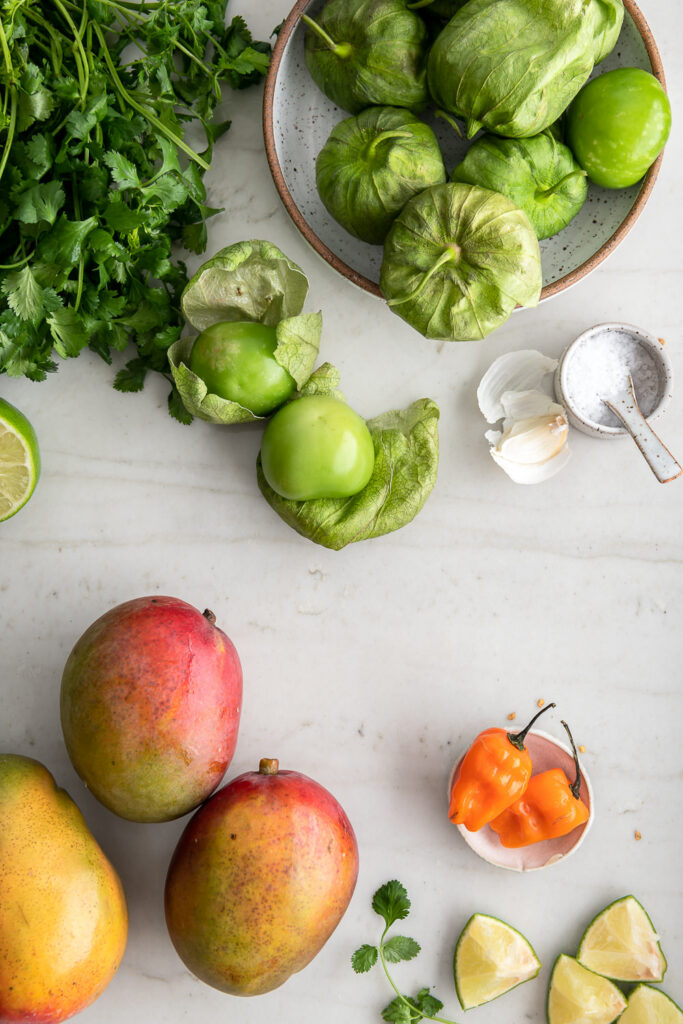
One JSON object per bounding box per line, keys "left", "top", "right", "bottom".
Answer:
{"left": 263, "top": 0, "right": 671, "bottom": 342}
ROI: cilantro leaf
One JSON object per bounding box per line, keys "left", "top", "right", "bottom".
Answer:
{"left": 382, "top": 996, "right": 417, "bottom": 1023}
{"left": 114, "top": 358, "right": 148, "bottom": 393}
{"left": 372, "top": 881, "right": 412, "bottom": 929}
{"left": 2, "top": 267, "right": 44, "bottom": 323}
{"left": 48, "top": 308, "right": 89, "bottom": 359}
{"left": 383, "top": 936, "right": 421, "bottom": 964}
{"left": 103, "top": 151, "right": 141, "bottom": 190}
{"left": 415, "top": 989, "right": 444, "bottom": 1017}
{"left": 168, "top": 386, "right": 193, "bottom": 425}
{"left": 351, "top": 945, "right": 378, "bottom": 974}
{"left": 14, "top": 181, "right": 65, "bottom": 225}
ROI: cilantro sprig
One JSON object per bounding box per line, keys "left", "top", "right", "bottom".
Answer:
{"left": 352, "top": 881, "right": 461, "bottom": 1024}
{"left": 0, "top": 0, "right": 270, "bottom": 420}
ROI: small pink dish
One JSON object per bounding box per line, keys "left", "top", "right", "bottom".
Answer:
{"left": 448, "top": 729, "right": 594, "bottom": 872}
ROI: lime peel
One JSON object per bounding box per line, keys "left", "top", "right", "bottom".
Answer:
{"left": 454, "top": 913, "right": 541, "bottom": 1009}
{"left": 577, "top": 896, "right": 667, "bottom": 983}
{"left": 0, "top": 397, "right": 40, "bottom": 522}
{"left": 547, "top": 954, "right": 627, "bottom": 1024}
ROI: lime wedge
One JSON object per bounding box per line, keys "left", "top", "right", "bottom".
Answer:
{"left": 547, "top": 954, "right": 626, "bottom": 1024}
{"left": 577, "top": 896, "right": 667, "bottom": 982}
{"left": 454, "top": 913, "right": 541, "bottom": 1009}
{"left": 0, "top": 397, "right": 40, "bottom": 522}
{"left": 619, "top": 985, "right": 683, "bottom": 1024}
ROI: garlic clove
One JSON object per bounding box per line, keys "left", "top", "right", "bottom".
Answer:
{"left": 499, "top": 389, "right": 563, "bottom": 424}
{"left": 491, "top": 443, "right": 571, "bottom": 484}
{"left": 477, "top": 351, "right": 558, "bottom": 423}
{"left": 497, "top": 412, "right": 569, "bottom": 465}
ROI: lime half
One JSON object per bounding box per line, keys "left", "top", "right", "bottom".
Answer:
{"left": 454, "top": 913, "right": 541, "bottom": 1009}
{"left": 0, "top": 397, "right": 40, "bottom": 522}
{"left": 620, "top": 985, "right": 683, "bottom": 1024}
{"left": 547, "top": 954, "right": 626, "bottom": 1024}
{"left": 577, "top": 896, "right": 667, "bottom": 983}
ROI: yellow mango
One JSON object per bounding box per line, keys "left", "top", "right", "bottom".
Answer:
{"left": 0, "top": 754, "right": 128, "bottom": 1023}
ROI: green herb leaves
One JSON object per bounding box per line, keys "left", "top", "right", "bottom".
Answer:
{"left": 373, "top": 880, "right": 413, "bottom": 928}
{"left": 352, "top": 881, "right": 454, "bottom": 1024}
{"left": 0, "top": 0, "right": 270, "bottom": 416}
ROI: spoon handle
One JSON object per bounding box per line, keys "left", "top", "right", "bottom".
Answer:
{"left": 604, "top": 378, "right": 682, "bottom": 484}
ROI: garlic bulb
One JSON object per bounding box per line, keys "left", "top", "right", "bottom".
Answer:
{"left": 478, "top": 351, "right": 570, "bottom": 484}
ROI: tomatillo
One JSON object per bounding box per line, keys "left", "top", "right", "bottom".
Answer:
{"left": 260, "top": 395, "right": 375, "bottom": 501}
{"left": 567, "top": 68, "right": 671, "bottom": 189}
{"left": 188, "top": 321, "right": 296, "bottom": 415}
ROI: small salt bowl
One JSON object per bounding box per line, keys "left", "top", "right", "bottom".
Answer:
{"left": 555, "top": 322, "right": 673, "bottom": 438}
{"left": 448, "top": 730, "right": 594, "bottom": 872}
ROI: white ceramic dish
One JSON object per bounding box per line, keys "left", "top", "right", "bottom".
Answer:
{"left": 555, "top": 322, "right": 674, "bottom": 438}
{"left": 263, "top": 0, "right": 667, "bottom": 301}
{"left": 448, "top": 729, "right": 594, "bottom": 872}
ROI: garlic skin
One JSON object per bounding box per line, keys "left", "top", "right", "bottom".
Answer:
{"left": 478, "top": 354, "right": 570, "bottom": 484}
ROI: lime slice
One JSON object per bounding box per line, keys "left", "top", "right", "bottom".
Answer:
{"left": 547, "top": 954, "right": 626, "bottom": 1024}
{"left": 0, "top": 397, "right": 40, "bottom": 522}
{"left": 454, "top": 913, "right": 541, "bottom": 1009}
{"left": 619, "top": 985, "right": 683, "bottom": 1024}
{"left": 577, "top": 896, "right": 667, "bottom": 982}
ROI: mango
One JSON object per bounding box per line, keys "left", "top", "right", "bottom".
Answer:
{"left": 60, "top": 595, "right": 243, "bottom": 822}
{"left": 0, "top": 754, "right": 128, "bottom": 1024}
{"left": 164, "top": 757, "right": 359, "bottom": 995}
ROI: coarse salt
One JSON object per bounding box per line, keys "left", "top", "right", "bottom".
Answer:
{"left": 565, "top": 330, "right": 662, "bottom": 428}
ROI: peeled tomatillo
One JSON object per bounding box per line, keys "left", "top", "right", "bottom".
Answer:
{"left": 188, "top": 321, "right": 296, "bottom": 416}
{"left": 260, "top": 395, "right": 375, "bottom": 501}
{"left": 567, "top": 68, "right": 671, "bottom": 189}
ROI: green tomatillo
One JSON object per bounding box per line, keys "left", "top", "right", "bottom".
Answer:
{"left": 316, "top": 107, "right": 446, "bottom": 245}
{"left": 302, "top": 0, "right": 429, "bottom": 115}
{"left": 451, "top": 132, "right": 587, "bottom": 239}
{"left": 566, "top": 67, "right": 671, "bottom": 188}
{"left": 188, "top": 322, "right": 296, "bottom": 416}
{"left": 260, "top": 395, "right": 375, "bottom": 501}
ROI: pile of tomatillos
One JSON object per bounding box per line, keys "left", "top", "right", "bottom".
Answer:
{"left": 304, "top": 0, "right": 672, "bottom": 341}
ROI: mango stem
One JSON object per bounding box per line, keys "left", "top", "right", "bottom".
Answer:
{"left": 259, "top": 758, "right": 279, "bottom": 775}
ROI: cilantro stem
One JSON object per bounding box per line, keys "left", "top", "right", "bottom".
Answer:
{"left": 378, "top": 927, "right": 461, "bottom": 1024}
{"left": 92, "top": 21, "right": 210, "bottom": 172}
{"left": 0, "top": 87, "right": 17, "bottom": 185}
{"left": 49, "top": 0, "right": 90, "bottom": 105}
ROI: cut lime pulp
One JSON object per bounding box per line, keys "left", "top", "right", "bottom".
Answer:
{"left": 454, "top": 913, "right": 540, "bottom": 1009}
{"left": 547, "top": 954, "right": 626, "bottom": 1024}
{"left": 619, "top": 985, "right": 683, "bottom": 1024}
{"left": 577, "top": 896, "right": 667, "bottom": 983}
{"left": 0, "top": 397, "right": 40, "bottom": 522}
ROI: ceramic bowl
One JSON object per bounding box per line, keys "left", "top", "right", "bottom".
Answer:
{"left": 263, "top": 0, "right": 667, "bottom": 301}
{"left": 448, "top": 729, "right": 594, "bottom": 872}
{"left": 555, "top": 322, "right": 674, "bottom": 438}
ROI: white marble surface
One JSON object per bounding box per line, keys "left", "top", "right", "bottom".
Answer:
{"left": 2, "top": 1, "right": 682, "bottom": 1021}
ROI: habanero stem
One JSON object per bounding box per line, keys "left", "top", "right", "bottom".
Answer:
{"left": 378, "top": 925, "right": 461, "bottom": 1024}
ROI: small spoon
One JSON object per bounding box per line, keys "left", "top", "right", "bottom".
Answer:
{"left": 603, "top": 375, "right": 682, "bottom": 484}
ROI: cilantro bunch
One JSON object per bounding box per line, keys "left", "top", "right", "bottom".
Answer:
{"left": 0, "top": 0, "right": 269, "bottom": 420}
{"left": 353, "top": 881, "right": 460, "bottom": 1024}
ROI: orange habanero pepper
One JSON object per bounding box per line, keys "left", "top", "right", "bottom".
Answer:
{"left": 489, "top": 720, "right": 590, "bottom": 848}
{"left": 448, "top": 703, "right": 555, "bottom": 832}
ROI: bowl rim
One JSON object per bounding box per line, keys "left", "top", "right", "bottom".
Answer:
{"left": 262, "top": 0, "right": 667, "bottom": 301}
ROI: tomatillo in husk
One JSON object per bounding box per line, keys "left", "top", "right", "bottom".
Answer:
{"left": 302, "top": 0, "right": 429, "bottom": 115}
{"left": 316, "top": 106, "right": 446, "bottom": 245}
